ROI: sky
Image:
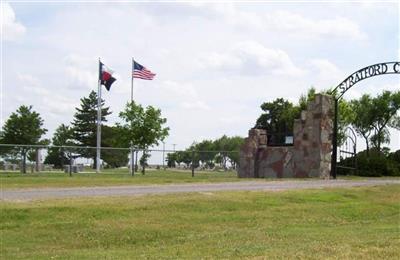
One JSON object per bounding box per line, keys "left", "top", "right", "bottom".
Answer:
{"left": 1, "top": 0, "right": 399, "bottom": 152}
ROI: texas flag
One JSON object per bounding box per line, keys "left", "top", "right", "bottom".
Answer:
{"left": 99, "top": 62, "right": 116, "bottom": 91}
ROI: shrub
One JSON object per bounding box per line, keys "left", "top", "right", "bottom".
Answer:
{"left": 338, "top": 148, "right": 400, "bottom": 177}
{"left": 337, "top": 156, "right": 356, "bottom": 176}
{"left": 386, "top": 160, "right": 400, "bottom": 176}
{"left": 388, "top": 150, "right": 400, "bottom": 165}
{"left": 360, "top": 152, "right": 386, "bottom": 176}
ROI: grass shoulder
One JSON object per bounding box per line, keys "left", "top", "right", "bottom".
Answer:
{"left": 0, "top": 169, "right": 245, "bottom": 189}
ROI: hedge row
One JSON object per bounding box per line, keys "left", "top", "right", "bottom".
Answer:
{"left": 337, "top": 149, "right": 400, "bottom": 177}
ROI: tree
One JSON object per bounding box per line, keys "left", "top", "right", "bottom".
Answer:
{"left": 213, "top": 135, "right": 244, "bottom": 170}
{"left": 166, "top": 152, "right": 178, "bottom": 168}
{"left": 350, "top": 95, "right": 373, "bottom": 154}
{"left": 0, "top": 105, "right": 47, "bottom": 173}
{"left": 255, "top": 98, "right": 300, "bottom": 144}
{"left": 139, "top": 152, "right": 151, "bottom": 174}
{"left": 349, "top": 91, "right": 400, "bottom": 153}
{"left": 44, "top": 124, "right": 74, "bottom": 168}
{"left": 117, "top": 101, "right": 169, "bottom": 174}
{"left": 299, "top": 87, "right": 317, "bottom": 110}
{"left": 193, "top": 140, "right": 216, "bottom": 169}
{"left": 166, "top": 135, "right": 244, "bottom": 171}
{"left": 71, "top": 91, "right": 111, "bottom": 168}
{"left": 369, "top": 91, "right": 400, "bottom": 151}
{"left": 337, "top": 98, "right": 355, "bottom": 145}
{"left": 176, "top": 150, "right": 192, "bottom": 168}
{"left": 225, "top": 136, "right": 244, "bottom": 169}
{"left": 101, "top": 125, "right": 129, "bottom": 168}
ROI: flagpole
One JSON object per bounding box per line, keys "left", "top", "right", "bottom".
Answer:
{"left": 131, "top": 57, "right": 134, "bottom": 102}
{"left": 96, "top": 58, "right": 102, "bottom": 173}
{"left": 130, "top": 57, "right": 135, "bottom": 174}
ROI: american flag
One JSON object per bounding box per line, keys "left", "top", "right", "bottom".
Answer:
{"left": 132, "top": 60, "right": 156, "bottom": 80}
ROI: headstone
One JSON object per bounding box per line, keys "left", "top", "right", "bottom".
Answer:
{"left": 4, "top": 163, "right": 10, "bottom": 171}
{"left": 64, "top": 165, "right": 70, "bottom": 173}
{"left": 77, "top": 164, "right": 84, "bottom": 172}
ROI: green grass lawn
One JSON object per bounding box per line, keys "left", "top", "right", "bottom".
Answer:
{"left": 1, "top": 185, "right": 399, "bottom": 259}
{"left": 0, "top": 169, "right": 245, "bottom": 189}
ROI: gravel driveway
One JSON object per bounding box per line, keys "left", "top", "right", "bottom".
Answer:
{"left": 1, "top": 179, "right": 399, "bottom": 201}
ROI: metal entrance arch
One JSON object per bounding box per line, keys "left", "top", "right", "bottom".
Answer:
{"left": 330, "top": 61, "right": 400, "bottom": 179}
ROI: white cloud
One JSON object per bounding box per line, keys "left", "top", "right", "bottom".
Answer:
{"left": 181, "top": 100, "right": 210, "bottom": 111}
{"left": 17, "top": 74, "right": 52, "bottom": 96}
{"left": 188, "top": 4, "right": 366, "bottom": 41}
{"left": 41, "top": 95, "right": 76, "bottom": 117}
{"left": 13, "top": 73, "right": 76, "bottom": 117}
{"left": 219, "top": 115, "right": 247, "bottom": 125}
{"left": 152, "top": 80, "right": 210, "bottom": 111}
{"left": 158, "top": 80, "right": 198, "bottom": 99}
{"left": 264, "top": 11, "right": 366, "bottom": 40}
{"left": 64, "top": 54, "right": 97, "bottom": 90}
{"left": 309, "top": 59, "right": 344, "bottom": 84}
{"left": 18, "top": 74, "right": 40, "bottom": 87}
{"left": 198, "top": 41, "right": 304, "bottom": 76}
{"left": 211, "top": 3, "right": 264, "bottom": 29}
{"left": 1, "top": 3, "right": 26, "bottom": 41}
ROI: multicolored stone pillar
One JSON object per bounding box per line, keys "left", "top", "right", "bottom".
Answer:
{"left": 292, "top": 94, "right": 333, "bottom": 178}
{"left": 238, "top": 129, "right": 267, "bottom": 178}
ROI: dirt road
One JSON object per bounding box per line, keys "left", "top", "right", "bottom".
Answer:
{"left": 1, "top": 179, "right": 399, "bottom": 201}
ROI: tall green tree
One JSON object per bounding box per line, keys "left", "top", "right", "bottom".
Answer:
{"left": 117, "top": 101, "right": 169, "bottom": 174}
{"left": 71, "top": 91, "right": 111, "bottom": 168}
{"left": 255, "top": 98, "right": 300, "bottom": 144}
{"left": 176, "top": 150, "right": 192, "bottom": 168}
{"left": 101, "top": 125, "right": 129, "bottom": 168}
{"left": 213, "top": 135, "right": 244, "bottom": 170}
{"left": 350, "top": 95, "right": 373, "bottom": 154}
{"left": 166, "top": 152, "right": 178, "bottom": 168}
{"left": 44, "top": 124, "right": 74, "bottom": 168}
{"left": 347, "top": 91, "right": 399, "bottom": 154}
{"left": 193, "top": 140, "right": 216, "bottom": 168}
{"left": 0, "top": 105, "right": 47, "bottom": 173}
{"left": 369, "top": 91, "right": 400, "bottom": 151}
{"left": 225, "top": 136, "right": 244, "bottom": 169}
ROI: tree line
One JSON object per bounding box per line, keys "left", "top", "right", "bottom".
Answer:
{"left": 0, "top": 91, "right": 169, "bottom": 173}
{"left": 166, "top": 135, "right": 244, "bottom": 170}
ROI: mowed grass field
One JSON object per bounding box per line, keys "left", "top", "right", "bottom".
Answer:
{"left": 0, "top": 169, "right": 243, "bottom": 189}
{"left": 1, "top": 185, "right": 399, "bottom": 259}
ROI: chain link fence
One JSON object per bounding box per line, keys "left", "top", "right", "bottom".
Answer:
{"left": 0, "top": 144, "right": 239, "bottom": 177}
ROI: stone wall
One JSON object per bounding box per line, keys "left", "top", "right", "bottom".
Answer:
{"left": 238, "top": 94, "right": 333, "bottom": 179}
{"left": 257, "top": 146, "right": 295, "bottom": 178}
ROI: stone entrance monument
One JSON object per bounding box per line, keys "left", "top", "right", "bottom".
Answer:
{"left": 238, "top": 94, "right": 333, "bottom": 179}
